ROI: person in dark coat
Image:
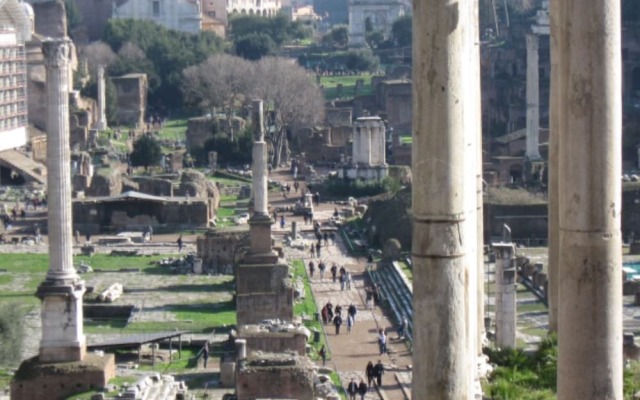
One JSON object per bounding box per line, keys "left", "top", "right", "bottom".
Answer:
{"left": 366, "top": 361, "right": 375, "bottom": 386}
{"left": 331, "top": 264, "right": 338, "bottom": 282}
{"left": 357, "top": 379, "right": 368, "bottom": 400}
{"left": 374, "top": 360, "right": 385, "bottom": 386}
{"left": 333, "top": 314, "right": 343, "bottom": 334}
{"left": 347, "top": 378, "right": 358, "bottom": 400}
{"left": 308, "top": 261, "right": 315, "bottom": 278}
{"left": 319, "top": 345, "right": 327, "bottom": 366}
{"left": 348, "top": 304, "right": 357, "bottom": 324}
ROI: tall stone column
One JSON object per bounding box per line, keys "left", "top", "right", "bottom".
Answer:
{"left": 364, "top": 123, "right": 372, "bottom": 166}
{"left": 96, "top": 65, "right": 107, "bottom": 131}
{"left": 251, "top": 100, "right": 267, "bottom": 217}
{"left": 249, "top": 99, "right": 272, "bottom": 256}
{"left": 547, "top": 0, "right": 561, "bottom": 333}
{"left": 526, "top": 34, "right": 541, "bottom": 160}
{"left": 493, "top": 243, "right": 516, "bottom": 348}
{"left": 557, "top": 0, "right": 622, "bottom": 398}
{"left": 38, "top": 38, "right": 86, "bottom": 363}
{"left": 412, "top": 0, "right": 476, "bottom": 397}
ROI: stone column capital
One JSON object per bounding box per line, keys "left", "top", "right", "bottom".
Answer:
{"left": 43, "top": 38, "right": 71, "bottom": 69}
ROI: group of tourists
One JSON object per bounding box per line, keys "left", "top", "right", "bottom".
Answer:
{"left": 344, "top": 360, "right": 385, "bottom": 399}
{"left": 320, "top": 300, "right": 358, "bottom": 335}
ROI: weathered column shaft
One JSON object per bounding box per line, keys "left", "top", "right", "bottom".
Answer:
{"left": 45, "top": 39, "right": 75, "bottom": 280}
{"left": 412, "top": 0, "right": 475, "bottom": 397}
{"left": 557, "top": 0, "right": 622, "bottom": 398}
{"left": 547, "top": 0, "right": 560, "bottom": 333}
{"left": 251, "top": 100, "right": 267, "bottom": 216}
{"left": 494, "top": 244, "right": 516, "bottom": 348}
{"left": 39, "top": 38, "right": 86, "bottom": 363}
{"left": 526, "top": 34, "right": 541, "bottom": 159}
{"left": 96, "top": 65, "right": 107, "bottom": 130}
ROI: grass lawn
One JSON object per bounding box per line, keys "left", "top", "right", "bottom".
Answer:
{"left": 320, "top": 73, "right": 374, "bottom": 101}
{"left": 157, "top": 119, "right": 188, "bottom": 141}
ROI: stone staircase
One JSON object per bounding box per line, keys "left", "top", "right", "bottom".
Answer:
{"left": 368, "top": 261, "right": 413, "bottom": 343}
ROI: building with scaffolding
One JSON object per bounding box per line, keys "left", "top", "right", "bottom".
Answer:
{"left": 0, "top": 0, "right": 31, "bottom": 153}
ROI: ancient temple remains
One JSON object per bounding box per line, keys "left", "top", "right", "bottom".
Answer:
{"left": 338, "top": 116, "right": 388, "bottom": 180}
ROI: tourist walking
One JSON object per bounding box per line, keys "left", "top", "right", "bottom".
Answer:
{"left": 319, "top": 345, "right": 327, "bottom": 366}
{"left": 366, "top": 361, "right": 375, "bottom": 386}
{"left": 316, "top": 241, "right": 321, "bottom": 257}
{"left": 347, "top": 314, "right": 353, "bottom": 334}
{"left": 340, "top": 272, "right": 346, "bottom": 290}
{"left": 378, "top": 328, "right": 387, "bottom": 354}
{"left": 280, "top": 215, "right": 286, "bottom": 229}
{"left": 398, "top": 316, "right": 409, "bottom": 339}
{"left": 202, "top": 342, "right": 209, "bottom": 368}
{"left": 177, "top": 235, "right": 183, "bottom": 253}
{"left": 358, "top": 379, "right": 368, "bottom": 400}
{"left": 333, "top": 314, "right": 342, "bottom": 335}
{"left": 310, "top": 243, "right": 315, "bottom": 257}
{"left": 348, "top": 304, "right": 357, "bottom": 324}
{"left": 365, "top": 287, "right": 373, "bottom": 309}
{"left": 308, "top": 261, "right": 315, "bottom": 278}
{"left": 374, "top": 360, "right": 384, "bottom": 386}
{"left": 347, "top": 378, "right": 358, "bottom": 400}
{"left": 319, "top": 261, "right": 326, "bottom": 280}
{"left": 331, "top": 264, "right": 338, "bottom": 282}
{"left": 346, "top": 271, "right": 352, "bottom": 290}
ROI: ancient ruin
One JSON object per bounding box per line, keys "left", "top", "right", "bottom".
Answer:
{"left": 338, "top": 116, "right": 388, "bottom": 180}
{"left": 235, "top": 99, "right": 294, "bottom": 326}
{"left": 11, "top": 38, "right": 114, "bottom": 400}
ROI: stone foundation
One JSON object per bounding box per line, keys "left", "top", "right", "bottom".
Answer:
{"left": 236, "top": 353, "right": 314, "bottom": 400}
{"left": 11, "top": 352, "right": 115, "bottom": 400}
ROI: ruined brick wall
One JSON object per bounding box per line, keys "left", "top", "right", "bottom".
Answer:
{"left": 382, "top": 81, "right": 412, "bottom": 132}
{"left": 236, "top": 263, "right": 293, "bottom": 325}
{"left": 325, "top": 107, "right": 352, "bottom": 126}
{"left": 236, "top": 359, "right": 314, "bottom": 400}
{"left": 132, "top": 177, "right": 174, "bottom": 196}
{"left": 72, "top": 199, "right": 209, "bottom": 233}
{"left": 243, "top": 333, "right": 307, "bottom": 356}
{"left": 197, "top": 231, "right": 247, "bottom": 273}
{"left": 32, "top": 0, "right": 67, "bottom": 38}
{"left": 112, "top": 74, "right": 147, "bottom": 128}
{"left": 11, "top": 353, "right": 115, "bottom": 400}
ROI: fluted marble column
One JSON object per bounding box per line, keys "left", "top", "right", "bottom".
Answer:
{"left": 526, "top": 34, "right": 541, "bottom": 160}
{"left": 557, "top": 0, "right": 622, "bottom": 398}
{"left": 38, "top": 38, "right": 86, "bottom": 363}
{"left": 96, "top": 65, "right": 107, "bottom": 131}
{"left": 251, "top": 100, "right": 267, "bottom": 216}
{"left": 412, "top": 0, "right": 477, "bottom": 397}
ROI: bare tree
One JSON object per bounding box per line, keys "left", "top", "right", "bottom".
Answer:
{"left": 252, "top": 57, "right": 325, "bottom": 167}
{"left": 118, "top": 42, "right": 147, "bottom": 59}
{"left": 81, "top": 41, "right": 118, "bottom": 71}
{"left": 182, "top": 54, "right": 253, "bottom": 141}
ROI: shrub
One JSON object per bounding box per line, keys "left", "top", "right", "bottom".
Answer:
{"left": 324, "top": 176, "right": 398, "bottom": 197}
{"left": 0, "top": 303, "right": 26, "bottom": 365}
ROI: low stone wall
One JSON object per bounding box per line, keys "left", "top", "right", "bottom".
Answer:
{"left": 11, "top": 352, "right": 115, "bottom": 400}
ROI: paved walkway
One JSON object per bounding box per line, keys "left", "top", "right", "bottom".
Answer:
{"left": 270, "top": 169, "right": 412, "bottom": 400}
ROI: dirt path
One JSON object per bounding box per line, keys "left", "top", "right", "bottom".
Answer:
{"left": 271, "top": 168, "right": 412, "bottom": 400}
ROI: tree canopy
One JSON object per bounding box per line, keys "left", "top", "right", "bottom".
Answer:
{"left": 229, "top": 14, "right": 311, "bottom": 59}
{"left": 101, "top": 19, "right": 224, "bottom": 110}
{"left": 130, "top": 135, "right": 163, "bottom": 170}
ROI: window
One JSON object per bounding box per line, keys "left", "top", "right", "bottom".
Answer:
{"left": 152, "top": 0, "right": 160, "bottom": 16}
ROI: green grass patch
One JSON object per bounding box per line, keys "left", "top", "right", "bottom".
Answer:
{"left": 320, "top": 73, "right": 373, "bottom": 101}
{"left": 157, "top": 118, "right": 188, "bottom": 141}
{"left": 397, "top": 260, "right": 413, "bottom": 281}
{"left": 330, "top": 371, "right": 348, "bottom": 400}
{"left": 74, "top": 253, "right": 169, "bottom": 272}
{"left": 292, "top": 259, "right": 330, "bottom": 360}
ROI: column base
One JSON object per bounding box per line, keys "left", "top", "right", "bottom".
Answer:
{"left": 11, "top": 352, "right": 115, "bottom": 400}
{"left": 37, "top": 281, "right": 86, "bottom": 363}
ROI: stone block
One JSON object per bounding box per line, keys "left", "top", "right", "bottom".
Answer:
{"left": 11, "top": 352, "right": 115, "bottom": 400}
